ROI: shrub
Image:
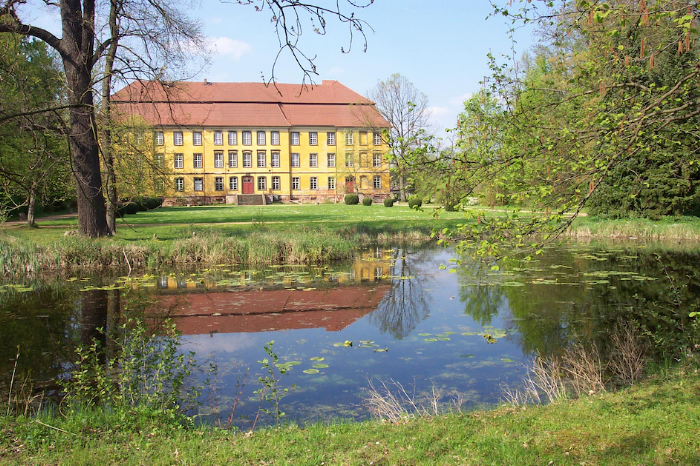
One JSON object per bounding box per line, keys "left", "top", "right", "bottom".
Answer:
{"left": 362, "top": 197, "right": 373, "bottom": 206}
{"left": 344, "top": 194, "right": 359, "bottom": 205}
{"left": 407, "top": 196, "right": 422, "bottom": 209}
{"left": 383, "top": 198, "right": 394, "bottom": 207}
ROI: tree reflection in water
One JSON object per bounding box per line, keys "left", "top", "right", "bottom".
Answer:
{"left": 369, "top": 248, "right": 434, "bottom": 339}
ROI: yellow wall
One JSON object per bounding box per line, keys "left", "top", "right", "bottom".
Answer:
{"left": 152, "top": 126, "right": 390, "bottom": 200}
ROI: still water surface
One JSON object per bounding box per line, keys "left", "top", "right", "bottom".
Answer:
{"left": 0, "top": 243, "right": 697, "bottom": 426}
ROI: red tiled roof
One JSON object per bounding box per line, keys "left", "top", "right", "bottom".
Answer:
{"left": 112, "top": 80, "right": 389, "bottom": 128}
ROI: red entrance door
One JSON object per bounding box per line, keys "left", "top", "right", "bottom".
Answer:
{"left": 242, "top": 176, "right": 254, "bottom": 194}
{"left": 345, "top": 176, "right": 355, "bottom": 193}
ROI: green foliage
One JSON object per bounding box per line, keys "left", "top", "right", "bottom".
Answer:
{"left": 253, "top": 341, "right": 296, "bottom": 427}
{"left": 407, "top": 196, "right": 422, "bottom": 209}
{"left": 344, "top": 194, "right": 359, "bottom": 205}
{"left": 362, "top": 197, "right": 373, "bottom": 206}
{"left": 60, "top": 317, "right": 202, "bottom": 426}
{"left": 383, "top": 198, "right": 394, "bottom": 207}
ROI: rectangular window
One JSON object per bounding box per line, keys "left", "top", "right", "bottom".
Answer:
{"left": 374, "top": 132, "right": 382, "bottom": 145}
{"left": 175, "top": 178, "right": 184, "bottom": 191}
{"left": 327, "top": 153, "right": 336, "bottom": 168}
{"left": 345, "top": 132, "right": 354, "bottom": 145}
{"left": 214, "top": 151, "right": 223, "bottom": 168}
{"left": 174, "top": 131, "right": 183, "bottom": 146}
{"left": 373, "top": 153, "right": 382, "bottom": 167}
{"left": 214, "top": 131, "right": 223, "bottom": 145}
{"left": 373, "top": 175, "right": 382, "bottom": 189}
{"left": 272, "top": 176, "right": 280, "bottom": 190}
{"left": 271, "top": 131, "right": 280, "bottom": 145}
{"left": 271, "top": 151, "right": 280, "bottom": 168}
{"left": 154, "top": 153, "right": 164, "bottom": 167}
{"left": 345, "top": 153, "right": 353, "bottom": 167}
{"left": 174, "top": 153, "right": 184, "bottom": 169}
{"left": 291, "top": 132, "right": 300, "bottom": 145}
{"left": 257, "top": 151, "right": 266, "bottom": 168}
{"left": 243, "top": 152, "right": 252, "bottom": 168}
{"left": 360, "top": 175, "right": 368, "bottom": 189}
{"left": 136, "top": 133, "right": 144, "bottom": 145}
{"left": 257, "top": 176, "right": 266, "bottom": 190}
{"left": 309, "top": 132, "right": 318, "bottom": 145}
{"left": 228, "top": 150, "right": 237, "bottom": 168}
{"left": 193, "top": 131, "right": 202, "bottom": 146}
{"left": 291, "top": 153, "right": 300, "bottom": 168}
{"left": 228, "top": 131, "right": 237, "bottom": 145}
{"left": 328, "top": 176, "right": 335, "bottom": 190}
{"left": 242, "top": 131, "right": 252, "bottom": 145}
{"left": 310, "top": 176, "right": 318, "bottom": 190}
{"left": 360, "top": 132, "right": 368, "bottom": 145}
{"left": 309, "top": 153, "right": 318, "bottom": 168}
{"left": 215, "top": 177, "right": 224, "bottom": 191}
{"left": 292, "top": 177, "right": 300, "bottom": 190}
{"left": 229, "top": 176, "right": 238, "bottom": 190}
{"left": 327, "top": 132, "right": 335, "bottom": 146}
{"left": 193, "top": 153, "right": 203, "bottom": 168}
{"left": 257, "top": 131, "right": 266, "bottom": 145}
{"left": 360, "top": 152, "right": 368, "bottom": 167}
{"left": 155, "top": 131, "right": 164, "bottom": 145}
{"left": 194, "top": 178, "right": 203, "bottom": 191}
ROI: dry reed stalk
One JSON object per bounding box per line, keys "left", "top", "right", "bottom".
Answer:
{"left": 608, "top": 322, "right": 648, "bottom": 384}
{"left": 563, "top": 343, "right": 606, "bottom": 397}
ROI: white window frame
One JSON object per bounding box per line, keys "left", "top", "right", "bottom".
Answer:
{"left": 229, "top": 176, "right": 238, "bottom": 190}
{"left": 193, "top": 131, "right": 202, "bottom": 146}
{"left": 228, "top": 150, "right": 237, "bottom": 168}
{"left": 214, "top": 131, "right": 223, "bottom": 145}
{"left": 193, "top": 153, "right": 203, "bottom": 169}
{"left": 242, "top": 131, "right": 252, "bottom": 145}
{"left": 327, "top": 153, "right": 335, "bottom": 168}
{"left": 174, "top": 131, "right": 183, "bottom": 146}
{"left": 345, "top": 153, "right": 353, "bottom": 167}
{"left": 193, "top": 178, "right": 203, "bottom": 191}
{"left": 328, "top": 176, "right": 335, "bottom": 190}
{"left": 327, "top": 132, "right": 335, "bottom": 146}
{"left": 345, "top": 132, "right": 354, "bottom": 145}
{"left": 272, "top": 176, "right": 280, "bottom": 190}
{"left": 309, "top": 132, "right": 318, "bottom": 146}
{"left": 373, "top": 175, "right": 382, "bottom": 189}
{"left": 291, "top": 132, "right": 300, "bottom": 145}
{"left": 271, "top": 131, "right": 280, "bottom": 145}
{"left": 175, "top": 177, "right": 184, "bottom": 191}
{"left": 257, "top": 131, "right": 266, "bottom": 145}
{"left": 310, "top": 176, "right": 318, "bottom": 190}
{"left": 228, "top": 131, "right": 237, "bottom": 145}
{"left": 243, "top": 152, "right": 252, "bottom": 168}
{"left": 271, "top": 151, "right": 280, "bottom": 168}
{"left": 291, "top": 153, "right": 300, "bottom": 168}
{"left": 373, "top": 153, "right": 382, "bottom": 167}
{"left": 257, "top": 151, "right": 266, "bottom": 168}
{"left": 155, "top": 131, "right": 164, "bottom": 145}
{"left": 214, "top": 151, "right": 223, "bottom": 168}
{"left": 215, "top": 177, "right": 224, "bottom": 191}
{"left": 174, "top": 153, "right": 184, "bottom": 169}
{"left": 257, "top": 176, "right": 266, "bottom": 190}
{"left": 309, "top": 153, "right": 318, "bottom": 168}
{"left": 292, "top": 177, "right": 300, "bottom": 190}
{"left": 374, "top": 132, "right": 382, "bottom": 145}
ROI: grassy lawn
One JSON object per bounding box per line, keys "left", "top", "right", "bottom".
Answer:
{"left": 2, "top": 360, "right": 699, "bottom": 465}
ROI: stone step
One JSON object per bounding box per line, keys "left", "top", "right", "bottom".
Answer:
{"left": 237, "top": 194, "right": 266, "bottom": 206}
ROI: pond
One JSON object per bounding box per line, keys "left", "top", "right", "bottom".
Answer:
{"left": 1, "top": 242, "right": 698, "bottom": 427}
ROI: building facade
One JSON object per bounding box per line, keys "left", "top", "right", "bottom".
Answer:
{"left": 113, "top": 80, "right": 391, "bottom": 205}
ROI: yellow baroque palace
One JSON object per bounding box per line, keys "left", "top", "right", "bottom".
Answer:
{"left": 113, "top": 80, "right": 391, "bottom": 205}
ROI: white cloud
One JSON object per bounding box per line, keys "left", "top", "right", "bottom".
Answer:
{"left": 210, "top": 37, "right": 252, "bottom": 60}
{"left": 449, "top": 93, "right": 473, "bottom": 106}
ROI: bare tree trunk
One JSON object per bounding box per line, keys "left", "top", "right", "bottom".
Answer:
{"left": 27, "top": 185, "right": 37, "bottom": 226}
{"left": 102, "top": 0, "right": 120, "bottom": 235}
{"left": 61, "top": 0, "right": 108, "bottom": 238}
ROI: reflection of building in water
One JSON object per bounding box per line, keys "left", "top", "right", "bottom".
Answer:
{"left": 343, "top": 247, "right": 394, "bottom": 284}
{"left": 163, "top": 286, "right": 390, "bottom": 335}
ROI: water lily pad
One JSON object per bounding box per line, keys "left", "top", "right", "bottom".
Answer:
{"left": 310, "top": 357, "right": 325, "bottom": 361}
{"left": 417, "top": 333, "right": 431, "bottom": 337}
{"left": 501, "top": 358, "right": 514, "bottom": 363}
{"left": 424, "top": 338, "right": 438, "bottom": 342}
{"left": 312, "top": 364, "right": 329, "bottom": 369}
{"left": 437, "top": 337, "right": 450, "bottom": 341}
{"left": 373, "top": 348, "right": 388, "bottom": 352}
{"left": 303, "top": 369, "right": 319, "bottom": 374}
{"left": 441, "top": 331, "right": 456, "bottom": 335}
{"left": 461, "top": 332, "right": 478, "bottom": 336}
{"left": 460, "top": 354, "right": 475, "bottom": 358}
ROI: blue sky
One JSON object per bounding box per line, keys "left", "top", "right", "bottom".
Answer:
{"left": 26, "top": 0, "right": 534, "bottom": 136}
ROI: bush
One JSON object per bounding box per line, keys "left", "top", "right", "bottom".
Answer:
{"left": 362, "top": 197, "right": 373, "bottom": 206}
{"left": 407, "top": 196, "right": 422, "bottom": 209}
{"left": 383, "top": 198, "right": 394, "bottom": 207}
{"left": 344, "top": 194, "right": 359, "bottom": 205}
